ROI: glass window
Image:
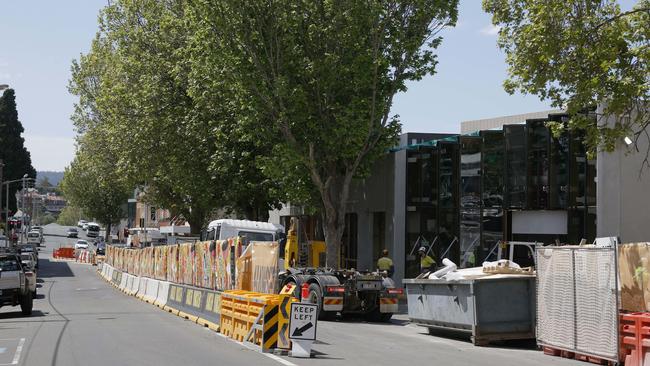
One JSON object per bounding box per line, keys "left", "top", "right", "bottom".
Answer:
{"left": 549, "top": 121, "right": 569, "bottom": 209}
{"left": 238, "top": 231, "right": 274, "bottom": 247}
{"left": 526, "top": 119, "right": 550, "bottom": 209}
{"left": 481, "top": 130, "right": 505, "bottom": 208}
{"left": 460, "top": 136, "right": 481, "bottom": 267}
{"left": 0, "top": 257, "right": 20, "bottom": 271}
{"left": 505, "top": 125, "right": 527, "bottom": 208}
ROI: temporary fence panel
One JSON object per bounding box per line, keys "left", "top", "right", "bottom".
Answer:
{"left": 237, "top": 244, "right": 253, "bottom": 291}
{"left": 251, "top": 242, "right": 279, "bottom": 294}
{"left": 618, "top": 243, "right": 650, "bottom": 312}
{"left": 536, "top": 246, "right": 618, "bottom": 362}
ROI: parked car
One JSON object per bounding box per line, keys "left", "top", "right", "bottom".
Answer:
{"left": 20, "top": 253, "right": 37, "bottom": 298}
{"left": 31, "top": 226, "right": 43, "bottom": 234}
{"left": 66, "top": 228, "right": 78, "bottom": 238}
{"left": 77, "top": 220, "right": 88, "bottom": 228}
{"left": 18, "top": 244, "right": 38, "bottom": 262}
{"left": 75, "top": 240, "right": 89, "bottom": 250}
{"left": 0, "top": 253, "right": 33, "bottom": 315}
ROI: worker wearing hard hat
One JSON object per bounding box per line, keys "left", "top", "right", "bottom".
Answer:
{"left": 418, "top": 247, "right": 436, "bottom": 273}
{"left": 377, "top": 249, "right": 394, "bottom": 277}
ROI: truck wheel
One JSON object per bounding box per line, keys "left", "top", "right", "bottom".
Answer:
{"left": 307, "top": 283, "right": 336, "bottom": 321}
{"left": 366, "top": 309, "right": 392, "bottom": 322}
{"left": 20, "top": 292, "right": 33, "bottom": 316}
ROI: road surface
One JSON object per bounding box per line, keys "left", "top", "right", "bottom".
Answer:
{"left": 0, "top": 224, "right": 580, "bottom": 366}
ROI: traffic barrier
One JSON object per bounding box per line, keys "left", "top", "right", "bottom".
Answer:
{"left": 54, "top": 247, "right": 75, "bottom": 259}
{"left": 118, "top": 273, "right": 128, "bottom": 292}
{"left": 154, "top": 281, "right": 170, "bottom": 308}
{"left": 143, "top": 278, "right": 160, "bottom": 304}
{"left": 164, "top": 283, "right": 185, "bottom": 315}
{"left": 100, "top": 263, "right": 107, "bottom": 278}
{"left": 619, "top": 312, "right": 650, "bottom": 366}
{"left": 128, "top": 276, "right": 140, "bottom": 296}
{"left": 136, "top": 278, "right": 148, "bottom": 300}
{"left": 219, "top": 290, "right": 296, "bottom": 352}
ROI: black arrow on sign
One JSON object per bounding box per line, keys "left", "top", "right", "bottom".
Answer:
{"left": 292, "top": 322, "right": 313, "bottom": 337}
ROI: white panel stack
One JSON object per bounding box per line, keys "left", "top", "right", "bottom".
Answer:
{"left": 537, "top": 248, "right": 575, "bottom": 350}
{"left": 574, "top": 248, "right": 618, "bottom": 360}
{"left": 536, "top": 246, "right": 618, "bottom": 362}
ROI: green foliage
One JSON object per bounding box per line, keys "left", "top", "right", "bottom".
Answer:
{"left": 57, "top": 205, "right": 86, "bottom": 226}
{"left": 0, "top": 89, "right": 37, "bottom": 215}
{"left": 483, "top": 0, "right": 650, "bottom": 160}
{"left": 189, "top": 0, "right": 458, "bottom": 266}
{"left": 40, "top": 213, "right": 56, "bottom": 226}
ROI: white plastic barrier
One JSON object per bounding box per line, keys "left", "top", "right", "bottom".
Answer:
{"left": 137, "top": 278, "right": 149, "bottom": 298}
{"left": 106, "top": 266, "right": 114, "bottom": 281}
{"left": 129, "top": 276, "right": 141, "bottom": 296}
{"left": 154, "top": 281, "right": 170, "bottom": 307}
{"left": 100, "top": 263, "right": 107, "bottom": 278}
{"left": 119, "top": 273, "right": 128, "bottom": 291}
{"left": 143, "top": 278, "right": 160, "bottom": 304}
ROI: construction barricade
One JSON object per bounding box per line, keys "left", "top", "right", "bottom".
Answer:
{"left": 53, "top": 247, "right": 75, "bottom": 259}
{"left": 219, "top": 290, "right": 296, "bottom": 352}
{"left": 143, "top": 278, "right": 160, "bottom": 304}
{"left": 154, "top": 281, "right": 170, "bottom": 308}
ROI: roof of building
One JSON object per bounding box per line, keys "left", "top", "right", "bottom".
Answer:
{"left": 460, "top": 109, "right": 564, "bottom": 134}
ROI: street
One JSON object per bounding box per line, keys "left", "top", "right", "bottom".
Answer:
{"left": 0, "top": 224, "right": 581, "bottom": 366}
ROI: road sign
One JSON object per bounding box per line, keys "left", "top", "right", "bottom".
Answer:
{"left": 289, "top": 303, "right": 317, "bottom": 341}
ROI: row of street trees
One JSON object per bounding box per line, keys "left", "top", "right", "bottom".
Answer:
{"left": 66, "top": 0, "right": 648, "bottom": 266}
{"left": 66, "top": 0, "right": 460, "bottom": 265}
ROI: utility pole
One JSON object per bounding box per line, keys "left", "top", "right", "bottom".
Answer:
{"left": 21, "top": 174, "right": 26, "bottom": 244}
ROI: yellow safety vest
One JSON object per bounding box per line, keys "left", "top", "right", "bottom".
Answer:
{"left": 421, "top": 255, "right": 435, "bottom": 270}
{"left": 377, "top": 257, "right": 393, "bottom": 271}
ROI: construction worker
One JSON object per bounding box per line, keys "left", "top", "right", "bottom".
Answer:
{"left": 418, "top": 247, "right": 436, "bottom": 273}
{"left": 377, "top": 249, "right": 394, "bottom": 277}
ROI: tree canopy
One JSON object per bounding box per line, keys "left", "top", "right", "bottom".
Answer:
{"left": 483, "top": 0, "right": 650, "bottom": 161}
{"left": 0, "top": 88, "right": 37, "bottom": 218}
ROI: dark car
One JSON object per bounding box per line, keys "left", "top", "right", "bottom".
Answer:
{"left": 66, "top": 228, "right": 78, "bottom": 238}
{"left": 95, "top": 243, "right": 106, "bottom": 256}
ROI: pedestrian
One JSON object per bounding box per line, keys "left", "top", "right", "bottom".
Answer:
{"left": 377, "top": 249, "right": 394, "bottom": 277}
{"left": 418, "top": 247, "right": 436, "bottom": 273}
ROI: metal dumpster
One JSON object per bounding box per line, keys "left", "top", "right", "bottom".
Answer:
{"left": 404, "top": 274, "right": 536, "bottom": 345}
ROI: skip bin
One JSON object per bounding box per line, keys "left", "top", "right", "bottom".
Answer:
{"left": 404, "top": 274, "right": 536, "bottom": 345}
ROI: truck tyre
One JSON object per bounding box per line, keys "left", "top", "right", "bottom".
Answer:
{"left": 366, "top": 308, "right": 392, "bottom": 323}
{"left": 21, "top": 292, "right": 33, "bottom": 316}
{"left": 307, "top": 283, "right": 336, "bottom": 321}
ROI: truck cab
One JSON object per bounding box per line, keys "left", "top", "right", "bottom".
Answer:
{"left": 86, "top": 223, "right": 100, "bottom": 238}
{"left": 204, "top": 219, "right": 283, "bottom": 247}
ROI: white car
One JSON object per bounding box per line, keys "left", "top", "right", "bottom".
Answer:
{"left": 77, "top": 220, "right": 88, "bottom": 228}
{"left": 75, "top": 240, "right": 89, "bottom": 250}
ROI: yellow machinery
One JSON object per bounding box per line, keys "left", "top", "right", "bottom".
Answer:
{"left": 283, "top": 220, "right": 328, "bottom": 268}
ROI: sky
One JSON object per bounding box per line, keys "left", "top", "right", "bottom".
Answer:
{"left": 0, "top": 1, "right": 554, "bottom": 172}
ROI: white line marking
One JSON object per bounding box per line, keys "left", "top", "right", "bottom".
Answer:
{"left": 11, "top": 338, "right": 24, "bottom": 365}
{"left": 213, "top": 330, "right": 298, "bottom": 366}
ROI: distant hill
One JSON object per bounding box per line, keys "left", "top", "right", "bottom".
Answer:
{"left": 37, "top": 171, "right": 64, "bottom": 186}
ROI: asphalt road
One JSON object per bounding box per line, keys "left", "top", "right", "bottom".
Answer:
{"left": 0, "top": 224, "right": 581, "bottom": 366}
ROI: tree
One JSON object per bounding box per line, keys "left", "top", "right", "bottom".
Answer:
{"left": 56, "top": 205, "right": 86, "bottom": 226}
{"left": 191, "top": 0, "right": 459, "bottom": 267}
{"left": 60, "top": 145, "right": 130, "bottom": 241}
{"left": 37, "top": 176, "right": 53, "bottom": 194}
{"left": 0, "top": 88, "right": 37, "bottom": 218}
{"left": 69, "top": 0, "right": 282, "bottom": 233}
{"left": 483, "top": 0, "right": 650, "bottom": 161}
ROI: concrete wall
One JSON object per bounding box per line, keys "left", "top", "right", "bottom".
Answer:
{"left": 597, "top": 109, "right": 650, "bottom": 243}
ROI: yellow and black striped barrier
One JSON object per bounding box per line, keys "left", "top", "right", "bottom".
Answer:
{"left": 220, "top": 290, "right": 297, "bottom": 352}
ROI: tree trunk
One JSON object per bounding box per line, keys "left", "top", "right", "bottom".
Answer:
{"left": 105, "top": 222, "right": 112, "bottom": 242}
{"left": 319, "top": 172, "right": 354, "bottom": 269}
{"left": 187, "top": 209, "right": 206, "bottom": 235}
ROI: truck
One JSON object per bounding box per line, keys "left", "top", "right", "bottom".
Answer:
{"left": 0, "top": 251, "right": 34, "bottom": 315}
{"left": 204, "top": 218, "right": 401, "bottom": 322}
{"left": 86, "top": 223, "right": 100, "bottom": 238}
